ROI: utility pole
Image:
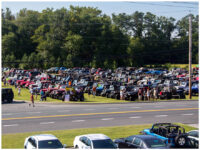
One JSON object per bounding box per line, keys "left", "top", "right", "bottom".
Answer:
{"left": 189, "top": 14, "right": 192, "bottom": 99}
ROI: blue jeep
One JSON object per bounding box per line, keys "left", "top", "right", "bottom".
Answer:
{"left": 141, "top": 123, "right": 191, "bottom": 148}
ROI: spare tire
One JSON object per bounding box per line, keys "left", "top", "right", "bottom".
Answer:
{"left": 175, "top": 135, "right": 187, "bottom": 148}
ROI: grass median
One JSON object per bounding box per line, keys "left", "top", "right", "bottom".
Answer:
{"left": 2, "top": 84, "right": 199, "bottom": 104}
{"left": 2, "top": 123, "right": 197, "bottom": 149}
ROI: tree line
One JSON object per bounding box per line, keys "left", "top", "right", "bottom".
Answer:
{"left": 2, "top": 6, "right": 199, "bottom": 69}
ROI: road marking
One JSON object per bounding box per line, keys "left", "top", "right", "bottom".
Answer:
{"left": 130, "top": 107, "right": 141, "bottom": 109}
{"left": 155, "top": 115, "right": 168, "bottom": 117}
{"left": 58, "top": 110, "right": 70, "bottom": 112}
{"left": 28, "top": 112, "right": 41, "bottom": 114}
{"left": 2, "top": 113, "right": 12, "bottom": 115}
{"left": 182, "top": 113, "right": 194, "bottom": 116}
{"left": 40, "top": 122, "right": 55, "bottom": 125}
{"left": 2, "top": 108, "right": 198, "bottom": 121}
{"left": 129, "top": 116, "right": 141, "bottom": 119}
{"left": 101, "top": 118, "right": 114, "bottom": 120}
{"left": 3, "top": 124, "right": 18, "bottom": 127}
{"left": 154, "top": 106, "right": 163, "bottom": 108}
{"left": 72, "top": 120, "right": 85, "bottom": 122}
{"left": 84, "top": 109, "right": 95, "bottom": 111}
{"left": 108, "top": 108, "right": 119, "bottom": 110}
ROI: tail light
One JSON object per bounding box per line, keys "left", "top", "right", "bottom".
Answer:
{"left": 168, "top": 139, "right": 170, "bottom": 143}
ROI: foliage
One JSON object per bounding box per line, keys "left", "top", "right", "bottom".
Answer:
{"left": 1, "top": 7, "right": 199, "bottom": 69}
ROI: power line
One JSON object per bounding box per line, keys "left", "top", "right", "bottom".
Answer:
{"left": 128, "top": 2, "right": 198, "bottom": 9}
{"left": 170, "top": 2, "right": 198, "bottom": 6}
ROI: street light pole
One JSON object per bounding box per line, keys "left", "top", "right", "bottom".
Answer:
{"left": 188, "top": 14, "right": 192, "bottom": 99}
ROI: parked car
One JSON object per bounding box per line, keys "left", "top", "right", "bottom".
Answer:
{"left": 114, "top": 135, "right": 168, "bottom": 149}
{"left": 73, "top": 134, "right": 117, "bottom": 149}
{"left": 2, "top": 88, "right": 14, "bottom": 103}
{"left": 141, "top": 123, "right": 190, "bottom": 148}
{"left": 187, "top": 130, "right": 199, "bottom": 148}
{"left": 24, "top": 134, "right": 66, "bottom": 149}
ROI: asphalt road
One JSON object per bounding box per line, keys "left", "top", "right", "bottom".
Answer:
{"left": 2, "top": 100, "right": 199, "bottom": 134}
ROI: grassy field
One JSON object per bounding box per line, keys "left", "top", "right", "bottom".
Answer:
{"left": 2, "top": 84, "right": 199, "bottom": 103}
{"left": 145, "top": 64, "right": 198, "bottom": 69}
{"left": 2, "top": 123, "right": 197, "bottom": 149}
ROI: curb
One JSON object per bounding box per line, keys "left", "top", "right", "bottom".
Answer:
{"left": 14, "top": 99, "right": 198, "bottom": 105}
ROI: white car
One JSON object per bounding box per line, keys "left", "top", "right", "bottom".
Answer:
{"left": 73, "top": 134, "right": 117, "bottom": 149}
{"left": 24, "top": 134, "right": 66, "bottom": 149}
{"left": 187, "top": 130, "right": 199, "bottom": 148}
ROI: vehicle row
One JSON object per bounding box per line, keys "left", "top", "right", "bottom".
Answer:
{"left": 24, "top": 123, "right": 199, "bottom": 149}
{"left": 2, "top": 67, "right": 199, "bottom": 102}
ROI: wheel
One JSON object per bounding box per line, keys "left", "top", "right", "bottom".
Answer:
{"left": 194, "top": 141, "right": 198, "bottom": 148}
{"left": 175, "top": 135, "right": 187, "bottom": 148}
{"left": 8, "top": 99, "right": 13, "bottom": 103}
{"left": 75, "top": 145, "right": 79, "bottom": 149}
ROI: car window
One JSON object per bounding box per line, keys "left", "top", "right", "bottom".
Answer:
{"left": 31, "top": 138, "right": 37, "bottom": 148}
{"left": 85, "top": 138, "right": 92, "bottom": 146}
{"left": 28, "top": 137, "right": 37, "bottom": 148}
{"left": 92, "top": 139, "right": 116, "bottom": 149}
{"left": 80, "top": 136, "right": 87, "bottom": 144}
{"left": 133, "top": 137, "right": 141, "bottom": 146}
{"left": 144, "top": 138, "right": 166, "bottom": 148}
{"left": 38, "top": 140, "right": 63, "bottom": 149}
{"left": 188, "top": 131, "right": 199, "bottom": 138}
{"left": 125, "top": 136, "right": 134, "bottom": 143}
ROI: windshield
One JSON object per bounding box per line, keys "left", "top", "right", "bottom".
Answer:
{"left": 92, "top": 139, "right": 117, "bottom": 149}
{"left": 144, "top": 139, "right": 166, "bottom": 148}
{"left": 38, "top": 140, "right": 63, "bottom": 149}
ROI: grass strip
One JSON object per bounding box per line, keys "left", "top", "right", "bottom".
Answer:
{"left": 2, "top": 123, "right": 197, "bottom": 149}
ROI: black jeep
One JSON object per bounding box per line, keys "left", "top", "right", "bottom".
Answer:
{"left": 2, "top": 88, "right": 14, "bottom": 103}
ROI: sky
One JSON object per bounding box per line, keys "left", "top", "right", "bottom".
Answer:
{"left": 1, "top": 1, "right": 199, "bottom": 21}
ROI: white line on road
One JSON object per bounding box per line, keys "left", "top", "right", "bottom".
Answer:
{"left": 130, "top": 107, "right": 141, "bottom": 109}
{"left": 101, "top": 118, "right": 114, "bottom": 121}
{"left": 58, "top": 110, "right": 71, "bottom": 112}
{"left": 2, "top": 113, "right": 12, "bottom": 115}
{"left": 182, "top": 113, "right": 194, "bottom": 116}
{"left": 155, "top": 115, "right": 168, "bottom": 117}
{"left": 72, "top": 120, "right": 85, "bottom": 122}
{"left": 108, "top": 108, "right": 119, "bottom": 110}
{"left": 3, "top": 124, "right": 18, "bottom": 127}
{"left": 27, "top": 112, "right": 41, "bottom": 114}
{"left": 154, "top": 106, "right": 163, "bottom": 108}
{"left": 40, "top": 122, "right": 55, "bottom": 125}
{"left": 84, "top": 109, "right": 95, "bottom": 111}
{"left": 129, "top": 116, "right": 141, "bottom": 119}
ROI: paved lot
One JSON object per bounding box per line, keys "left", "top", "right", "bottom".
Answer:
{"left": 2, "top": 100, "right": 199, "bottom": 134}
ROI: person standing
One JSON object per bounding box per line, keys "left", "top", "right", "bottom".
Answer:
{"left": 29, "top": 93, "right": 35, "bottom": 107}
{"left": 18, "top": 86, "right": 21, "bottom": 96}
{"left": 3, "top": 77, "right": 6, "bottom": 86}
{"left": 147, "top": 88, "right": 150, "bottom": 101}
{"left": 40, "top": 90, "right": 44, "bottom": 101}
{"left": 153, "top": 88, "right": 158, "bottom": 100}
{"left": 92, "top": 86, "right": 96, "bottom": 98}
{"left": 138, "top": 88, "right": 143, "bottom": 100}
{"left": 120, "top": 89, "right": 123, "bottom": 100}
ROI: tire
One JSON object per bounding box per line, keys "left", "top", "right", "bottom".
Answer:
{"left": 175, "top": 135, "right": 187, "bottom": 148}
{"left": 8, "top": 99, "right": 13, "bottom": 103}
{"left": 75, "top": 145, "right": 79, "bottom": 149}
{"left": 194, "top": 141, "right": 198, "bottom": 148}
